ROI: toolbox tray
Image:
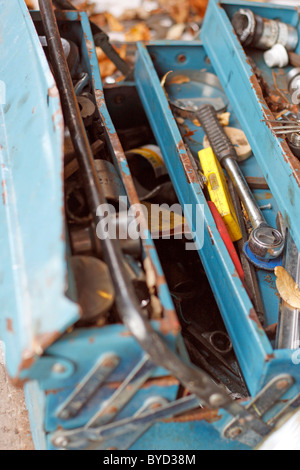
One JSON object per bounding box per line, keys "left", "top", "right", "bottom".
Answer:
{"left": 135, "top": 38, "right": 300, "bottom": 399}
{"left": 202, "top": 1, "right": 300, "bottom": 254}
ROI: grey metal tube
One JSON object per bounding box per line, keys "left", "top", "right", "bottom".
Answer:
{"left": 223, "top": 158, "right": 265, "bottom": 230}
{"left": 276, "top": 232, "right": 300, "bottom": 350}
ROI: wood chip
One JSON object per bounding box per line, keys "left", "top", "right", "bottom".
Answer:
{"left": 105, "top": 12, "right": 124, "bottom": 32}
{"left": 161, "top": 71, "right": 173, "bottom": 88}
{"left": 159, "top": 0, "right": 189, "bottom": 24}
{"left": 218, "top": 112, "right": 230, "bottom": 127}
{"left": 167, "top": 75, "right": 191, "bottom": 85}
{"left": 125, "top": 22, "right": 151, "bottom": 42}
{"left": 203, "top": 126, "right": 252, "bottom": 161}
{"left": 275, "top": 266, "right": 300, "bottom": 309}
{"left": 96, "top": 44, "right": 127, "bottom": 79}
{"left": 189, "top": 0, "right": 209, "bottom": 18}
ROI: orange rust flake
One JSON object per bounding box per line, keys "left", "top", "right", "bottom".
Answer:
{"left": 48, "top": 85, "right": 59, "bottom": 99}
{"left": 264, "top": 323, "right": 278, "bottom": 341}
{"left": 95, "top": 89, "right": 105, "bottom": 110}
{"left": 207, "top": 226, "right": 214, "bottom": 246}
{"left": 6, "top": 318, "right": 13, "bottom": 333}
{"left": 52, "top": 109, "right": 64, "bottom": 134}
{"left": 265, "top": 354, "right": 275, "bottom": 362}
{"left": 45, "top": 389, "right": 59, "bottom": 396}
{"left": 2, "top": 180, "right": 7, "bottom": 205}
{"left": 120, "top": 331, "right": 132, "bottom": 337}
{"left": 249, "top": 308, "right": 263, "bottom": 330}
{"left": 177, "top": 140, "right": 199, "bottom": 184}
{"left": 183, "top": 130, "right": 197, "bottom": 139}
{"left": 85, "top": 37, "right": 94, "bottom": 60}
{"left": 142, "top": 376, "right": 179, "bottom": 389}
{"left": 164, "top": 408, "right": 222, "bottom": 424}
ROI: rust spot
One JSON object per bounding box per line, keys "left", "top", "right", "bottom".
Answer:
{"left": 85, "top": 38, "right": 94, "bottom": 61}
{"left": 264, "top": 323, "right": 278, "bottom": 341}
{"left": 52, "top": 109, "right": 64, "bottom": 134}
{"left": 183, "top": 130, "right": 197, "bottom": 139}
{"left": 95, "top": 89, "right": 105, "bottom": 110}
{"left": 120, "top": 330, "right": 132, "bottom": 337}
{"left": 6, "top": 318, "right": 13, "bottom": 333}
{"left": 107, "top": 406, "right": 118, "bottom": 414}
{"left": 48, "top": 85, "right": 59, "bottom": 99}
{"left": 207, "top": 226, "right": 214, "bottom": 245}
{"left": 177, "top": 140, "right": 199, "bottom": 184}
{"left": 32, "top": 107, "right": 36, "bottom": 114}
{"left": 2, "top": 180, "right": 7, "bottom": 205}
{"left": 255, "top": 192, "right": 272, "bottom": 201}
{"left": 45, "top": 389, "right": 59, "bottom": 396}
{"left": 265, "top": 353, "right": 275, "bottom": 362}
{"left": 142, "top": 376, "right": 179, "bottom": 389}
{"left": 13, "top": 330, "right": 62, "bottom": 385}
{"left": 264, "top": 274, "right": 276, "bottom": 291}
{"left": 249, "top": 308, "right": 263, "bottom": 330}
{"left": 164, "top": 408, "right": 222, "bottom": 424}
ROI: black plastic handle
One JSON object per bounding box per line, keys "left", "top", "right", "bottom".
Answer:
{"left": 196, "top": 104, "right": 238, "bottom": 165}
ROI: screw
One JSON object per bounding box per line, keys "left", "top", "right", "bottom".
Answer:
{"left": 260, "top": 204, "right": 272, "bottom": 210}
{"left": 52, "top": 363, "right": 66, "bottom": 374}
{"left": 227, "top": 426, "right": 243, "bottom": 439}
{"left": 177, "top": 54, "right": 187, "bottom": 63}
{"left": 59, "top": 409, "right": 71, "bottom": 420}
{"left": 53, "top": 436, "right": 69, "bottom": 448}
{"left": 290, "top": 132, "right": 300, "bottom": 147}
{"left": 276, "top": 379, "right": 290, "bottom": 390}
{"left": 209, "top": 394, "right": 225, "bottom": 407}
{"left": 102, "top": 355, "right": 118, "bottom": 368}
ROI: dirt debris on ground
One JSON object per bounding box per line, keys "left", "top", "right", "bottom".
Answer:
{"left": 0, "top": 344, "right": 34, "bottom": 450}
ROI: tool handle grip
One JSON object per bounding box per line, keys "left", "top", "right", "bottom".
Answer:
{"left": 196, "top": 105, "right": 238, "bottom": 165}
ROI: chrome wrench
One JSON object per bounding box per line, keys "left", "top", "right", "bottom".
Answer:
{"left": 196, "top": 105, "right": 285, "bottom": 266}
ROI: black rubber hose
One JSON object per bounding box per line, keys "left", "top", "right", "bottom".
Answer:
{"left": 38, "top": 0, "right": 235, "bottom": 411}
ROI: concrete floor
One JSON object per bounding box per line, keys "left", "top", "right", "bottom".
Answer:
{"left": 0, "top": 342, "right": 34, "bottom": 450}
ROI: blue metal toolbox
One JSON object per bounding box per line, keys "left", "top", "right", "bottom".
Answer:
{"left": 1, "top": 0, "right": 300, "bottom": 450}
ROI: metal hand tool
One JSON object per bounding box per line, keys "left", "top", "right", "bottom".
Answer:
{"left": 228, "top": 179, "right": 265, "bottom": 324}
{"left": 262, "top": 119, "right": 300, "bottom": 125}
{"left": 196, "top": 104, "right": 285, "bottom": 269}
{"left": 51, "top": 394, "right": 201, "bottom": 450}
{"left": 276, "top": 229, "right": 300, "bottom": 350}
{"left": 166, "top": 70, "right": 229, "bottom": 117}
{"left": 273, "top": 129, "right": 300, "bottom": 135}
